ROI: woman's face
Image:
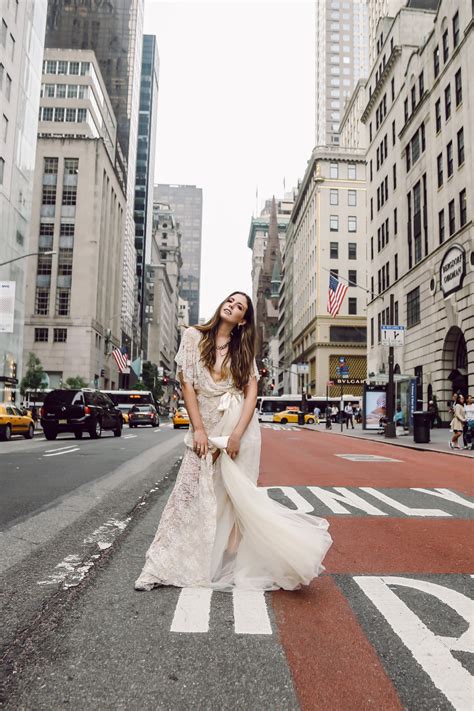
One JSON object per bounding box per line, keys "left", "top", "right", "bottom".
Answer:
{"left": 466, "top": 396, "right": 472, "bottom": 405}
{"left": 458, "top": 395, "right": 465, "bottom": 405}
{"left": 219, "top": 293, "right": 248, "bottom": 328}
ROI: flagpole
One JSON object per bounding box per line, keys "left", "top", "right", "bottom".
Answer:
{"left": 321, "top": 265, "right": 373, "bottom": 299}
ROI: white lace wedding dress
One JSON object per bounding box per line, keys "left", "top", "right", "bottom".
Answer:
{"left": 135, "top": 327, "right": 332, "bottom": 591}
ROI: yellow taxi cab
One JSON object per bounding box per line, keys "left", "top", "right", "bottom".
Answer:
{"left": 173, "top": 407, "right": 190, "bottom": 429}
{"left": 0, "top": 403, "right": 35, "bottom": 441}
{"left": 272, "top": 409, "right": 316, "bottom": 425}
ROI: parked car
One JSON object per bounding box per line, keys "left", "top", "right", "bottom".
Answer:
{"left": 40, "top": 389, "right": 123, "bottom": 440}
{"left": 128, "top": 404, "right": 159, "bottom": 428}
{"left": 173, "top": 407, "right": 190, "bottom": 429}
{"left": 0, "top": 403, "right": 35, "bottom": 441}
{"left": 272, "top": 410, "right": 316, "bottom": 425}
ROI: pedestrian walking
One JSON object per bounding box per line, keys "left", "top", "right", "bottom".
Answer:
{"left": 449, "top": 394, "right": 466, "bottom": 450}
{"left": 331, "top": 404, "right": 339, "bottom": 424}
{"left": 427, "top": 400, "right": 437, "bottom": 429}
{"left": 463, "top": 395, "right": 474, "bottom": 450}
{"left": 135, "top": 291, "right": 332, "bottom": 592}
{"left": 344, "top": 403, "right": 354, "bottom": 429}
{"left": 325, "top": 405, "right": 332, "bottom": 429}
{"left": 313, "top": 406, "right": 321, "bottom": 424}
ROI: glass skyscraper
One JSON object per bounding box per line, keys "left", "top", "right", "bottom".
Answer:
{"left": 135, "top": 35, "right": 159, "bottom": 358}
{"left": 154, "top": 184, "right": 203, "bottom": 326}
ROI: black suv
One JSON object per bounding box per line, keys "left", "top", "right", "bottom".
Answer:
{"left": 40, "top": 389, "right": 123, "bottom": 440}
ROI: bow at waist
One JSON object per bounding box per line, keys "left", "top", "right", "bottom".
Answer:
{"left": 217, "top": 390, "right": 243, "bottom": 412}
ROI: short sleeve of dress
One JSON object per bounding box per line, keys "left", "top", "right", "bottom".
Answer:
{"left": 175, "top": 328, "right": 199, "bottom": 385}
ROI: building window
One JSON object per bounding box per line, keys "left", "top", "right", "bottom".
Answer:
{"left": 392, "top": 120, "right": 396, "bottom": 146}
{"left": 41, "top": 107, "right": 53, "bottom": 122}
{"left": 330, "top": 163, "right": 338, "bottom": 179}
{"left": 330, "top": 189, "right": 339, "bottom": 205}
{"left": 459, "top": 189, "right": 467, "bottom": 227}
{"left": 407, "top": 287, "right": 420, "bottom": 328}
{"left": 37, "top": 249, "right": 53, "bottom": 276}
{"left": 457, "top": 127, "right": 464, "bottom": 165}
{"left": 438, "top": 209, "right": 445, "bottom": 244}
{"left": 448, "top": 199, "right": 455, "bottom": 235}
{"left": 77, "top": 108, "right": 87, "bottom": 122}
{"left": 0, "top": 157, "right": 5, "bottom": 185}
{"left": 394, "top": 207, "right": 398, "bottom": 235}
{"left": 58, "top": 248, "right": 73, "bottom": 275}
{"left": 435, "top": 99, "right": 441, "bottom": 132}
{"left": 35, "top": 287, "right": 49, "bottom": 315}
{"left": 442, "top": 29, "right": 449, "bottom": 63}
{"left": 437, "top": 153, "right": 443, "bottom": 187}
{"left": 419, "top": 71, "right": 424, "bottom": 97}
{"left": 348, "top": 242, "right": 357, "bottom": 260}
{"left": 53, "top": 328, "right": 67, "bottom": 343}
{"left": 447, "top": 141, "right": 454, "bottom": 178}
{"left": 64, "top": 158, "right": 79, "bottom": 175}
{"left": 434, "top": 46, "right": 440, "bottom": 78}
{"left": 404, "top": 98, "right": 409, "bottom": 122}
{"left": 452, "top": 11, "right": 460, "bottom": 49}
{"left": 34, "top": 328, "right": 49, "bottom": 342}
{"left": 393, "top": 163, "right": 397, "bottom": 190}
{"left": 330, "top": 215, "right": 339, "bottom": 231}
{"left": 56, "top": 83, "right": 66, "bottom": 98}
{"left": 347, "top": 163, "right": 356, "bottom": 180}
{"left": 56, "top": 288, "right": 71, "bottom": 316}
{"left": 42, "top": 186, "right": 57, "bottom": 205}
{"left": 394, "top": 253, "right": 398, "bottom": 280}
{"left": 66, "top": 108, "right": 76, "bottom": 122}
{"left": 329, "top": 269, "right": 338, "bottom": 280}
{"left": 348, "top": 270, "right": 357, "bottom": 286}
{"left": 391, "top": 77, "right": 395, "bottom": 101}
{"left": 455, "top": 69, "right": 462, "bottom": 106}
{"left": 370, "top": 317, "right": 374, "bottom": 346}
{"left": 348, "top": 297, "right": 357, "bottom": 315}
{"left": 62, "top": 186, "right": 77, "bottom": 206}
{"left": 330, "top": 242, "right": 339, "bottom": 259}
{"left": 411, "top": 85, "right": 416, "bottom": 112}
{"left": 348, "top": 190, "right": 356, "bottom": 206}
{"left": 348, "top": 216, "right": 357, "bottom": 232}
{"left": 44, "top": 157, "right": 59, "bottom": 174}
{"left": 444, "top": 85, "right": 451, "bottom": 120}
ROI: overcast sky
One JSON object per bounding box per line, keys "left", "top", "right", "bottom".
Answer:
{"left": 145, "top": 1, "right": 315, "bottom": 321}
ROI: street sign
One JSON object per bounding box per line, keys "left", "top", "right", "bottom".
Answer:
{"left": 335, "top": 378, "right": 365, "bottom": 385}
{"left": 381, "top": 325, "right": 405, "bottom": 347}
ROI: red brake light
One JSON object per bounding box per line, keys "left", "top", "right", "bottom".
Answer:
{"left": 40, "top": 407, "right": 45, "bottom": 418}
{"left": 84, "top": 406, "right": 91, "bottom": 414}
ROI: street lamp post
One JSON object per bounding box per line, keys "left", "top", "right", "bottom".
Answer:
{"left": 0, "top": 251, "right": 56, "bottom": 268}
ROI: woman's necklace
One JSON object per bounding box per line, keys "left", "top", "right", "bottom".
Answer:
{"left": 216, "top": 339, "right": 231, "bottom": 351}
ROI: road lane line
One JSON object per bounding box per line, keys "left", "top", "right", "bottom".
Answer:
{"left": 44, "top": 447, "right": 80, "bottom": 457}
{"left": 233, "top": 590, "right": 272, "bottom": 635}
{"left": 123, "top": 434, "right": 137, "bottom": 439}
{"left": 170, "top": 588, "right": 212, "bottom": 633}
{"left": 44, "top": 445, "right": 79, "bottom": 453}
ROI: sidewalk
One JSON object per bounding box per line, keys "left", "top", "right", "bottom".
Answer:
{"left": 300, "top": 422, "right": 474, "bottom": 457}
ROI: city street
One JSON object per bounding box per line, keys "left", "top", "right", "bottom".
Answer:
{"left": 1, "top": 424, "right": 472, "bottom": 709}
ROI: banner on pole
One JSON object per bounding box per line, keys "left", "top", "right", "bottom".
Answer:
{"left": 0, "top": 281, "right": 15, "bottom": 333}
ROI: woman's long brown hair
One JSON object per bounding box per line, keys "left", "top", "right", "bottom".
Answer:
{"left": 194, "top": 291, "right": 256, "bottom": 390}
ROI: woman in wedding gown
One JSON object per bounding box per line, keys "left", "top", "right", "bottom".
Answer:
{"left": 135, "top": 291, "right": 332, "bottom": 592}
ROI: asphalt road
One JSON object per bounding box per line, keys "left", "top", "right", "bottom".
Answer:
{"left": 0, "top": 424, "right": 472, "bottom": 709}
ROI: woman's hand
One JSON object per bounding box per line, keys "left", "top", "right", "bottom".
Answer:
{"left": 193, "top": 428, "right": 209, "bottom": 458}
{"left": 226, "top": 431, "right": 242, "bottom": 460}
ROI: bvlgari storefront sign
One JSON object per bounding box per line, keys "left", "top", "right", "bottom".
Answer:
{"left": 440, "top": 244, "right": 466, "bottom": 297}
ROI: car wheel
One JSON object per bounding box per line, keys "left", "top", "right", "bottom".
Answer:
{"left": 129, "top": 424, "right": 135, "bottom": 429}
{"left": 0, "top": 424, "right": 12, "bottom": 441}
{"left": 173, "top": 424, "right": 178, "bottom": 429}
{"left": 307, "top": 418, "right": 315, "bottom": 424}
{"left": 113, "top": 424, "right": 122, "bottom": 437}
{"left": 25, "top": 424, "right": 35, "bottom": 439}
{"left": 74, "top": 431, "right": 83, "bottom": 439}
{"left": 44, "top": 428, "right": 57, "bottom": 440}
{"left": 280, "top": 418, "right": 288, "bottom": 425}
{"left": 89, "top": 419, "right": 102, "bottom": 439}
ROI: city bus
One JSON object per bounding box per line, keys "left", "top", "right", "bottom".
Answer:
{"left": 257, "top": 394, "right": 361, "bottom": 422}
{"left": 100, "top": 390, "right": 156, "bottom": 422}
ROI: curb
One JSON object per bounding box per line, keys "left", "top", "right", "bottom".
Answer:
{"left": 297, "top": 425, "right": 474, "bottom": 458}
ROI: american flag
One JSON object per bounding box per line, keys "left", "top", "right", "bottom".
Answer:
{"left": 327, "top": 273, "right": 348, "bottom": 318}
{"left": 112, "top": 347, "right": 129, "bottom": 373}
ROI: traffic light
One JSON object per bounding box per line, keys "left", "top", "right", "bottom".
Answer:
{"left": 270, "top": 381, "right": 275, "bottom": 391}
{"left": 260, "top": 367, "right": 268, "bottom": 377}
{"left": 162, "top": 376, "right": 169, "bottom": 385}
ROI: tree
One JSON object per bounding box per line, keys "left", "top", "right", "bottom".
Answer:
{"left": 20, "top": 353, "right": 46, "bottom": 397}
{"left": 141, "top": 361, "right": 163, "bottom": 402}
{"left": 65, "top": 376, "right": 88, "bottom": 389}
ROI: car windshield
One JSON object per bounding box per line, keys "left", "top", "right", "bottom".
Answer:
{"left": 133, "top": 406, "right": 152, "bottom": 412}
{"left": 44, "top": 390, "right": 84, "bottom": 406}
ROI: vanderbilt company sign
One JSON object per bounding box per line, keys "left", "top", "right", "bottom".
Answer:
{"left": 440, "top": 244, "right": 466, "bottom": 297}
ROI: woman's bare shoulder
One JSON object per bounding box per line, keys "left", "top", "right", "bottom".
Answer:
{"left": 183, "top": 326, "right": 202, "bottom": 342}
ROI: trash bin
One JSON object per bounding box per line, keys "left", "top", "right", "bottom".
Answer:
{"left": 413, "top": 411, "right": 431, "bottom": 444}
{"left": 297, "top": 412, "right": 305, "bottom": 426}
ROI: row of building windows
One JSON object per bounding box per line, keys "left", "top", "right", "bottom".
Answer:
{"left": 329, "top": 242, "right": 358, "bottom": 260}
{"left": 405, "top": 122, "right": 426, "bottom": 171}
{"left": 42, "top": 185, "right": 77, "bottom": 206}
{"left": 329, "top": 189, "right": 357, "bottom": 206}
{"left": 40, "top": 106, "right": 88, "bottom": 124}
{"left": 0, "top": 62, "right": 12, "bottom": 101}
{"left": 433, "top": 11, "right": 460, "bottom": 80}
{"left": 328, "top": 162, "right": 357, "bottom": 180}
{"left": 376, "top": 175, "right": 389, "bottom": 212}
{"left": 437, "top": 127, "right": 464, "bottom": 187}
{"left": 40, "top": 83, "right": 89, "bottom": 100}
{"left": 34, "top": 327, "right": 67, "bottom": 343}
{"left": 438, "top": 189, "right": 467, "bottom": 244}
{"left": 1, "top": 17, "right": 15, "bottom": 60}
{"left": 43, "top": 157, "right": 79, "bottom": 175}
{"left": 43, "top": 59, "right": 91, "bottom": 77}
{"left": 329, "top": 215, "right": 358, "bottom": 232}
{"left": 35, "top": 287, "right": 71, "bottom": 317}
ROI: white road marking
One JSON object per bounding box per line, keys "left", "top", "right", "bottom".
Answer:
{"left": 170, "top": 587, "right": 212, "bottom": 633}
{"left": 308, "top": 486, "right": 387, "bottom": 515}
{"left": 233, "top": 590, "right": 272, "bottom": 635}
{"left": 44, "top": 447, "right": 80, "bottom": 457}
{"left": 354, "top": 575, "right": 474, "bottom": 710}
{"left": 83, "top": 516, "right": 131, "bottom": 550}
{"left": 44, "top": 444, "right": 79, "bottom": 453}
{"left": 336, "top": 454, "right": 403, "bottom": 462}
{"left": 360, "top": 487, "right": 451, "bottom": 517}
{"left": 411, "top": 488, "right": 474, "bottom": 510}
{"left": 123, "top": 434, "right": 137, "bottom": 439}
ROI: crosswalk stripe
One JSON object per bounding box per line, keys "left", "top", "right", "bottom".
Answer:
{"left": 170, "top": 587, "right": 212, "bottom": 633}
{"left": 232, "top": 590, "right": 272, "bottom": 635}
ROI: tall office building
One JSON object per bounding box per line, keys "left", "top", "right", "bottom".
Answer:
{"left": 315, "top": 0, "right": 369, "bottom": 147}
{"left": 45, "top": 0, "right": 144, "bottom": 347}
{"left": 135, "top": 35, "right": 159, "bottom": 359}
{"left": 0, "top": 1, "right": 47, "bottom": 403}
{"left": 154, "top": 184, "right": 203, "bottom": 326}
{"left": 367, "top": 1, "right": 438, "bottom": 64}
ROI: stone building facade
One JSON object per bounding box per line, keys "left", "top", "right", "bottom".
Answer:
{"left": 363, "top": 0, "right": 473, "bottom": 416}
